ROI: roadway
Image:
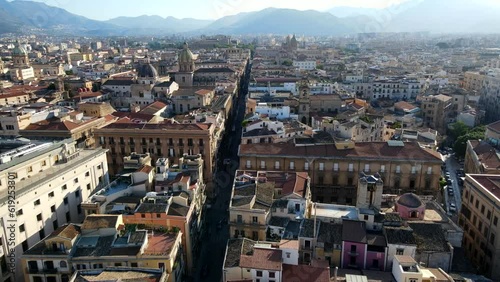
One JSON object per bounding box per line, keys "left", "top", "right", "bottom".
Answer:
{"left": 193, "top": 62, "right": 251, "bottom": 282}
{"left": 442, "top": 152, "right": 463, "bottom": 221}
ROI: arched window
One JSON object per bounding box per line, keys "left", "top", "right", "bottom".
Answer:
{"left": 60, "top": 261, "right": 68, "bottom": 268}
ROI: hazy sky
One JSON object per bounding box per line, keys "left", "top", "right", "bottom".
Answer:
{"left": 21, "top": 0, "right": 409, "bottom": 20}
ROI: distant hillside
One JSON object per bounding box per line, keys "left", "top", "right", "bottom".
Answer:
{"left": 383, "top": 0, "right": 500, "bottom": 34}
{"left": 327, "top": 0, "right": 500, "bottom": 34}
{"left": 327, "top": 6, "right": 381, "bottom": 18}
{"left": 0, "top": 1, "right": 23, "bottom": 33}
{"left": 0, "top": 0, "right": 121, "bottom": 35}
{"left": 106, "top": 15, "right": 213, "bottom": 34}
{"left": 201, "top": 8, "right": 354, "bottom": 36}
{"left": 0, "top": 0, "right": 499, "bottom": 36}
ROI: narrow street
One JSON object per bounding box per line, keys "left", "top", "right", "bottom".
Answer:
{"left": 442, "top": 153, "right": 463, "bottom": 221}
{"left": 193, "top": 61, "right": 251, "bottom": 282}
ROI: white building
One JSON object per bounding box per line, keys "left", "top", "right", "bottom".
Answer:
{"left": 457, "top": 109, "right": 480, "bottom": 128}
{"left": 293, "top": 61, "right": 317, "bottom": 70}
{"left": 385, "top": 227, "right": 418, "bottom": 269}
{"left": 255, "top": 103, "right": 292, "bottom": 119}
{"left": 392, "top": 255, "right": 453, "bottom": 282}
{"left": 0, "top": 139, "right": 109, "bottom": 281}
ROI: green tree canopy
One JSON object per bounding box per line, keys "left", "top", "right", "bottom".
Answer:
{"left": 282, "top": 59, "right": 293, "bottom": 66}
{"left": 449, "top": 121, "right": 469, "bottom": 140}
{"left": 453, "top": 125, "right": 485, "bottom": 157}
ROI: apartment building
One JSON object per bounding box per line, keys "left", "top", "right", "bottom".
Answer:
{"left": 238, "top": 140, "right": 443, "bottom": 204}
{"left": 94, "top": 122, "right": 216, "bottom": 182}
{"left": 293, "top": 60, "right": 317, "bottom": 70}
{"left": 22, "top": 215, "right": 183, "bottom": 282}
{"left": 486, "top": 120, "right": 500, "bottom": 146}
{"left": 479, "top": 74, "right": 500, "bottom": 123}
{"left": 229, "top": 170, "right": 311, "bottom": 242}
{"left": 463, "top": 71, "right": 485, "bottom": 93}
{"left": 20, "top": 114, "right": 116, "bottom": 148}
{"left": 0, "top": 111, "right": 31, "bottom": 137}
{"left": 0, "top": 139, "right": 109, "bottom": 281}
{"left": 421, "top": 94, "right": 453, "bottom": 134}
{"left": 80, "top": 154, "right": 205, "bottom": 273}
{"left": 223, "top": 238, "right": 330, "bottom": 282}
{"left": 371, "top": 78, "right": 421, "bottom": 100}
{"left": 459, "top": 174, "right": 500, "bottom": 280}
{"left": 464, "top": 140, "right": 500, "bottom": 174}
{"left": 0, "top": 92, "right": 31, "bottom": 107}
{"left": 69, "top": 268, "right": 168, "bottom": 282}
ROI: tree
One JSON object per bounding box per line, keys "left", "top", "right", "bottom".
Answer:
{"left": 449, "top": 121, "right": 469, "bottom": 140}
{"left": 282, "top": 60, "right": 293, "bottom": 66}
{"left": 453, "top": 125, "right": 485, "bottom": 157}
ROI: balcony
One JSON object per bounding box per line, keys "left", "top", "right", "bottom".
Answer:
{"left": 27, "top": 267, "right": 59, "bottom": 274}
{"left": 231, "top": 220, "right": 263, "bottom": 228}
{"left": 348, "top": 251, "right": 359, "bottom": 256}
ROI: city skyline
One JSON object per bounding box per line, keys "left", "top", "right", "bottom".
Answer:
{"left": 17, "top": 0, "right": 413, "bottom": 20}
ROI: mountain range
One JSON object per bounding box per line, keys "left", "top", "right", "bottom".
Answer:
{"left": 1, "top": 0, "right": 499, "bottom": 36}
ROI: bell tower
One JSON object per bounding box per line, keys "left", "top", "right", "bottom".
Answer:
{"left": 12, "top": 41, "right": 29, "bottom": 68}
{"left": 176, "top": 42, "right": 195, "bottom": 87}
{"left": 298, "top": 79, "right": 310, "bottom": 125}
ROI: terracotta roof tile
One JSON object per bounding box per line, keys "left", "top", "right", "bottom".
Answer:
{"left": 138, "top": 165, "right": 153, "bottom": 174}
{"left": 239, "top": 248, "right": 282, "bottom": 271}
{"left": 239, "top": 141, "right": 442, "bottom": 162}
{"left": 195, "top": 89, "right": 213, "bottom": 96}
{"left": 282, "top": 264, "right": 330, "bottom": 282}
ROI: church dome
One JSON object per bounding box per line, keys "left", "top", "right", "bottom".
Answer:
{"left": 178, "top": 42, "right": 194, "bottom": 63}
{"left": 12, "top": 41, "right": 27, "bottom": 56}
{"left": 137, "top": 63, "right": 158, "bottom": 78}
{"left": 396, "top": 193, "right": 423, "bottom": 209}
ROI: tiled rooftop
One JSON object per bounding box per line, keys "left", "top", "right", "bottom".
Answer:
{"left": 224, "top": 238, "right": 256, "bottom": 268}
{"left": 468, "top": 174, "right": 500, "bottom": 200}
{"left": 239, "top": 141, "right": 442, "bottom": 162}
{"left": 384, "top": 227, "right": 417, "bottom": 245}
{"left": 342, "top": 220, "right": 367, "bottom": 243}
{"left": 74, "top": 268, "right": 164, "bottom": 282}
{"left": 239, "top": 248, "right": 282, "bottom": 271}
{"left": 143, "top": 233, "right": 178, "bottom": 257}
{"left": 408, "top": 222, "right": 450, "bottom": 252}
{"left": 282, "top": 264, "right": 330, "bottom": 282}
